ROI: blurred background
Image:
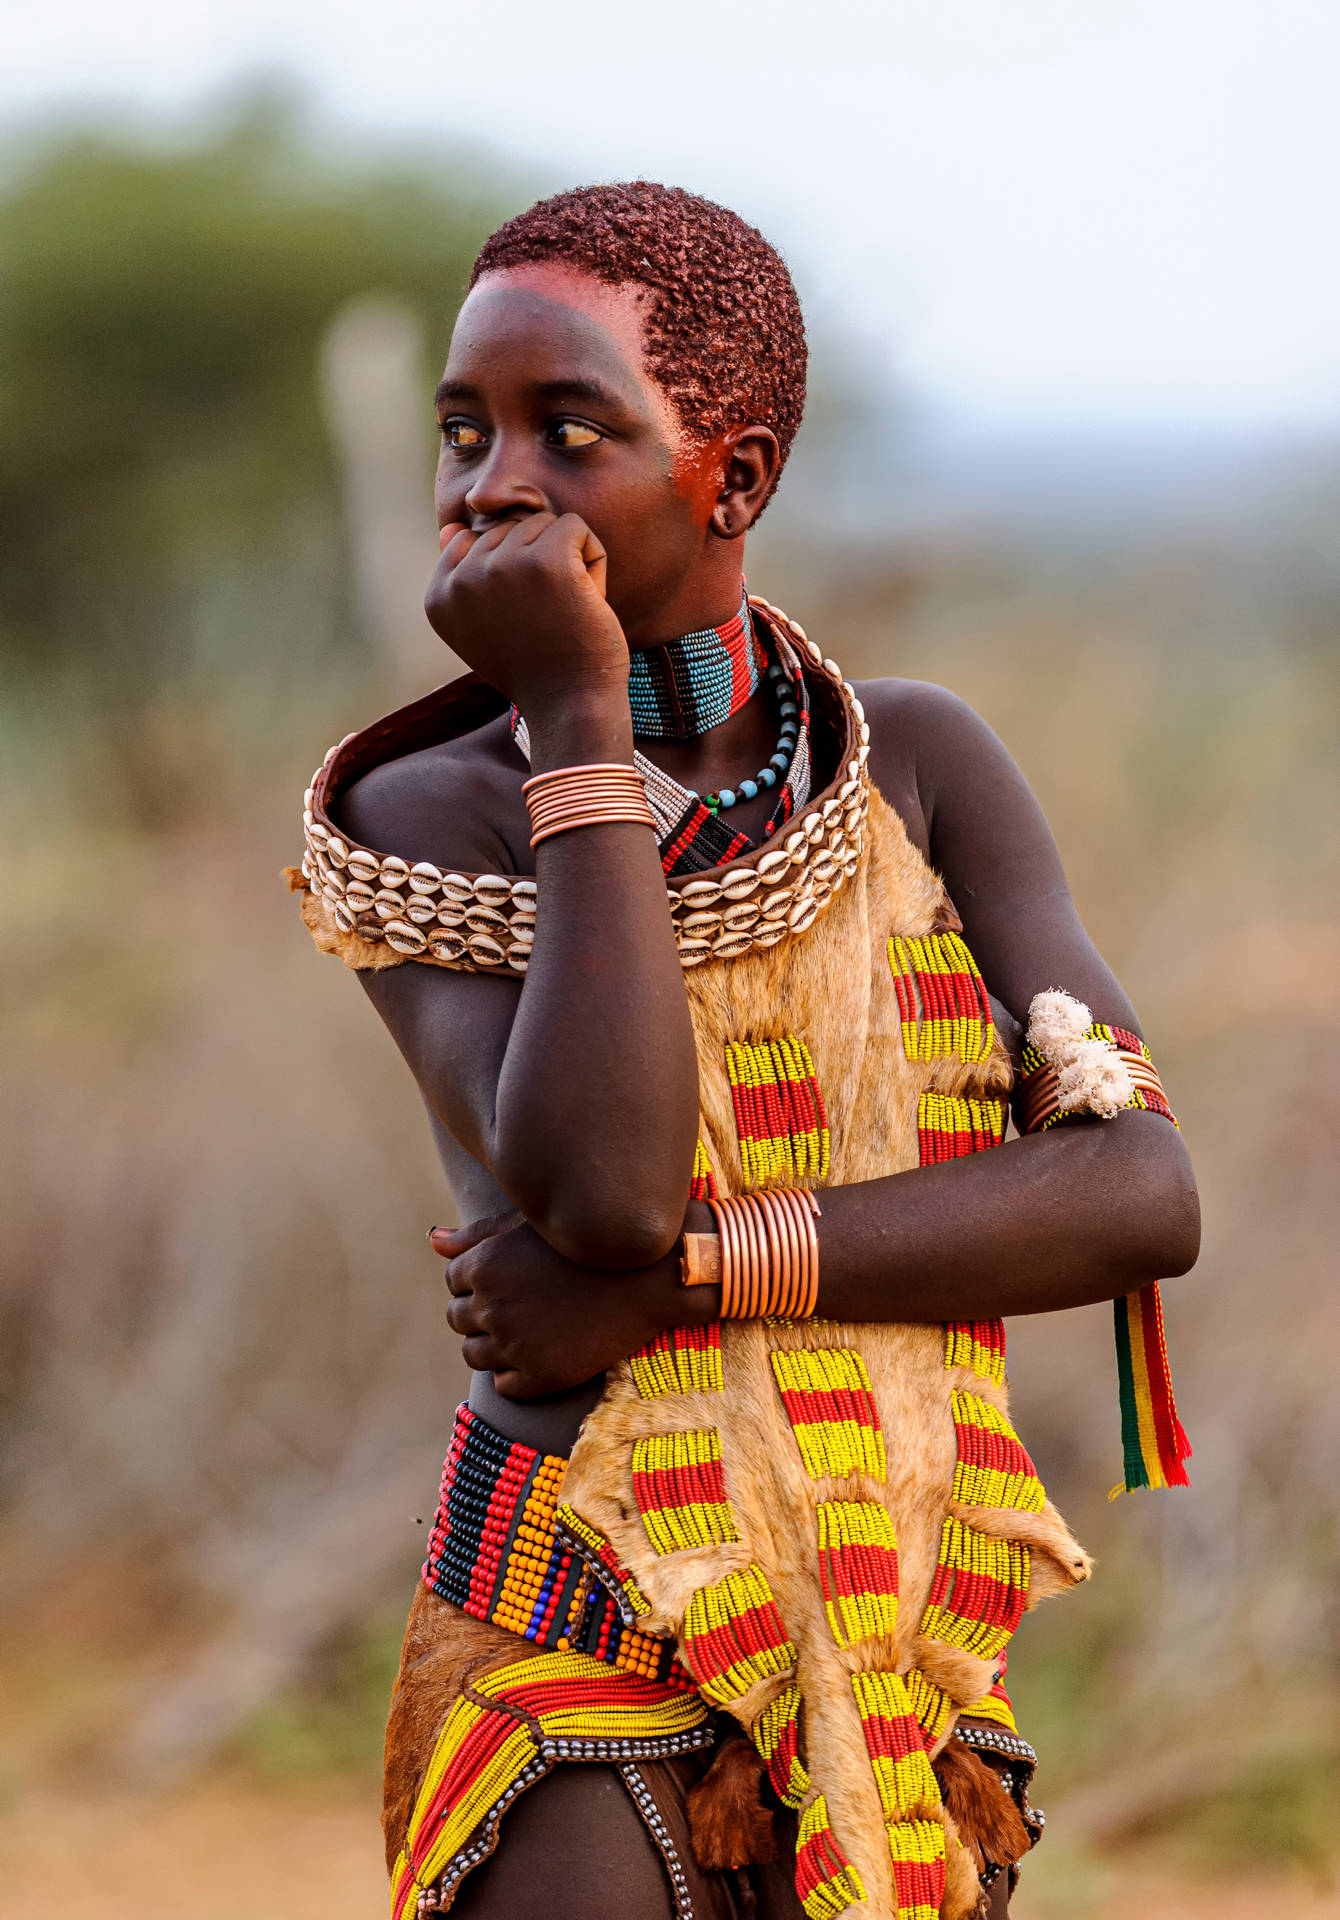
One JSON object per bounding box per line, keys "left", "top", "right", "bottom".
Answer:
{"left": 2, "top": 4, "right": 1337, "bottom": 1915}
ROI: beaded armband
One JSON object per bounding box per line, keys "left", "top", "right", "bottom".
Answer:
{"left": 1018, "top": 991, "right": 1192, "bottom": 1498}
{"left": 1018, "top": 990, "right": 1175, "bottom": 1133}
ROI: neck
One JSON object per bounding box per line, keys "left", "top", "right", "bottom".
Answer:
{"left": 628, "top": 586, "right": 758, "bottom": 740}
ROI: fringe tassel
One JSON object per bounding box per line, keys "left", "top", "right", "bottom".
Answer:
{"left": 1110, "top": 1282, "right": 1192, "bottom": 1498}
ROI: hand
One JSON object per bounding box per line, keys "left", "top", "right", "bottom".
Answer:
{"left": 431, "top": 1210, "right": 712, "bottom": 1399}
{"left": 425, "top": 512, "right": 630, "bottom": 715}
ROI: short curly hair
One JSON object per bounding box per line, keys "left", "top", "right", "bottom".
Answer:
{"left": 469, "top": 182, "right": 806, "bottom": 501}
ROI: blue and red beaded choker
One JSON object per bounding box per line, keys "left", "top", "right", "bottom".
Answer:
{"left": 626, "top": 587, "right": 760, "bottom": 739}
{"left": 510, "top": 597, "right": 815, "bottom": 877}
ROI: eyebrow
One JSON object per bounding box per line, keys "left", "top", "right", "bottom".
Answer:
{"left": 433, "top": 375, "right": 630, "bottom": 415}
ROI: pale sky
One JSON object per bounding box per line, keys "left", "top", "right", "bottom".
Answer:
{"left": 8, "top": 0, "right": 1340, "bottom": 431}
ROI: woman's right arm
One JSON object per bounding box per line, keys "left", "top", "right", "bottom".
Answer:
{"left": 341, "top": 512, "right": 700, "bottom": 1272}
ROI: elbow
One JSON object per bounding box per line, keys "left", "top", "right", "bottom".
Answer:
{"left": 492, "top": 1149, "right": 685, "bottom": 1271}
{"left": 539, "top": 1199, "right": 684, "bottom": 1272}
{"left": 1123, "top": 1134, "right": 1201, "bottom": 1286}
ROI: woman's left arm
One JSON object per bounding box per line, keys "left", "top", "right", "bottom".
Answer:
{"left": 438, "top": 680, "right": 1200, "bottom": 1395}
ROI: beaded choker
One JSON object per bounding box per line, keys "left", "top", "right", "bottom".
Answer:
{"left": 511, "top": 617, "right": 814, "bottom": 878}
{"left": 627, "top": 586, "right": 760, "bottom": 739}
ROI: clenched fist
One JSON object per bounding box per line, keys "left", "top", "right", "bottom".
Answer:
{"left": 426, "top": 512, "right": 631, "bottom": 717}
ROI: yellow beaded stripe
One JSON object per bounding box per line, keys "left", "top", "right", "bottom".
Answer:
{"left": 920, "top": 1516, "right": 1030, "bottom": 1662}
{"left": 752, "top": 1684, "right": 810, "bottom": 1809}
{"left": 887, "top": 931, "right": 995, "bottom": 1063}
{"left": 958, "top": 1686, "right": 1018, "bottom": 1733}
{"left": 725, "top": 1035, "right": 831, "bottom": 1187}
{"left": 769, "top": 1346, "right": 887, "bottom": 1482}
{"left": 943, "top": 1319, "right": 1006, "bottom": 1387}
{"left": 681, "top": 1564, "right": 796, "bottom": 1707}
{"left": 816, "top": 1499, "right": 900, "bottom": 1648}
{"left": 851, "top": 1670, "right": 941, "bottom": 1819}
{"left": 390, "top": 1649, "right": 711, "bottom": 1919}
{"left": 631, "top": 1429, "right": 741, "bottom": 1556}
{"left": 630, "top": 1322, "right": 724, "bottom": 1399}
{"left": 950, "top": 1391, "right": 1046, "bottom": 1514}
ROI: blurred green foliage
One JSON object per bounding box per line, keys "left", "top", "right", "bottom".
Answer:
{"left": 0, "top": 96, "right": 502, "bottom": 740}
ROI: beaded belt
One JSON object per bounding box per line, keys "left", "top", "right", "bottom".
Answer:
{"left": 423, "top": 1406, "right": 684, "bottom": 1684}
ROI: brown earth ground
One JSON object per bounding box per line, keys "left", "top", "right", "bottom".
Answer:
{"left": 2, "top": 1782, "right": 1337, "bottom": 1920}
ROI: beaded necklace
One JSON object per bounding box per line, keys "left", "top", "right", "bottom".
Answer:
{"left": 510, "top": 607, "right": 813, "bottom": 877}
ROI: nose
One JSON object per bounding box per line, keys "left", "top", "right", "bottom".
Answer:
{"left": 462, "top": 437, "right": 548, "bottom": 527}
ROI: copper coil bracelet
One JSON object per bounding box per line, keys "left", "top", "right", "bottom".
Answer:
{"left": 522, "top": 763, "right": 657, "bottom": 849}
{"left": 681, "top": 1186, "right": 821, "bottom": 1319}
{"left": 1019, "top": 1050, "right": 1168, "bottom": 1134}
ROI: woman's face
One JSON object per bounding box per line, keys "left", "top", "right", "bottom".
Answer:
{"left": 434, "top": 265, "right": 731, "bottom": 645}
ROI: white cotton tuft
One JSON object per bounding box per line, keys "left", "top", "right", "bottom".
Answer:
{"left": 1056, "top": 1039, "right": 1134, "bottom": 1118}
{"left": 1026, "top": 989, "right": 1092, "bottom": 1062}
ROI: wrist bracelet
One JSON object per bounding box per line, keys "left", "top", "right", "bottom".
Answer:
{"left": 522, "top": 763, "right": 656, "bottom": 849}
{"left": 686, "top": 1186, "right": 821, "bottom": 1319}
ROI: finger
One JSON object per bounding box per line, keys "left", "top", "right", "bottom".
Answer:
{"left": 443, "top": 1258, "right": 472, "bottom": 1298}
{"left": 460, "top": 1333, "right": 505, "bottom": 1374}
{"left": 431, "top": 1211, "right": 521, "bottom": 1257}
{"left": 438, "top": 521, "right": 467, "bottom": 553}
{"left": 446, "top": 1291, "right": 481, "bottom": 1335}
{"left": 549, "top": 513, "right": 608, "bottom": 594}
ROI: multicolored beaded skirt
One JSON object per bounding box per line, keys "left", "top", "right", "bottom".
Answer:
{"left": 422, "top": 1405, "right": 687, "bottom": 1685}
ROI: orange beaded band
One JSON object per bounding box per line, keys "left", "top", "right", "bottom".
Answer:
{"left": 522, "top": 763, "right": 657, "bottom": 849}
{"left": 692, "top": 1187, "right": 821, "bottom": 1319}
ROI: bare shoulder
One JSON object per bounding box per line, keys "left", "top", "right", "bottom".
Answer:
{"left": 336, "top": 712, "right": 533, "bottom": 875}
{"left": 849, "top": 677, "right": 1002, "bottom": 858}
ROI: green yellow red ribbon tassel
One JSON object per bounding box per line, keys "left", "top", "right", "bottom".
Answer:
{"left": 1111, "top": 1281, "right": 1192, "bottom": 1498}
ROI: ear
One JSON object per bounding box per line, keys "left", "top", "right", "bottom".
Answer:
{"left": 709, "top": 427, "right": 781, "bottom": 540}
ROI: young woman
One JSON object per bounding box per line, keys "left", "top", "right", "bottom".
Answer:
{"left": 291, "top": 183, "right": 1198, "bottom": 1920}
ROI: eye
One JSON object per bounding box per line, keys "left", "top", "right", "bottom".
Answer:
{"left": 548, "top": 420, "right": 603, "bottom": 450}
{"left": 442, "top": 420, "right": 487, "bottom": 449}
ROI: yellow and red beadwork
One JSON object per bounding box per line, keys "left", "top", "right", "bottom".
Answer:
{"left": 630, "top": 1322, "right": 724, "bottom": 1400}
{"left": 886, "top": 1818, "right": 949, "bottom": 1920}
{"left": 816, "top": 1499, "right": 899, "bottom": 1647}
{"left": 795, "top": 1794, "right": 868, "bottom": 1920}
{"left": 725, "top": 1034, "right": 831, "bottom": 1188}
{"left": 680, "top": 1563, "right": 796, "bottom": 1707}
{"left": 920, "top": 1516, "right": 1031, "bottom": 1662}
{"left": 753, "top": 1684, "right": 809, "bottom": 1808}
{"left": 851, "top": 1669, "right": 941, "bottom": 1819}
{"left": 389, "top": 1649, "right": 714, "bottom": 1920}
{"left": 632, "top": 1428, "right": 741, "bottom": 1555}
{"left": 769, "top": 1346, "right": 887, "bottom": 1482}
{"left": 944, "top": 1318, "right": 1007, "bottom": 1388}
{"left": 916, "top": 1091, "right": 1006, "bottom": 1166}
{"left": 888, "top": 930, "right": 996, "bottom": 1064}
{"left": 950, "top": 1391, "right": 1045, "bottom": 1514}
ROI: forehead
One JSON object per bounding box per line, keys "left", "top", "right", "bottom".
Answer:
{"left": 447, "top": 266, "right": 654, "bottom": 396}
